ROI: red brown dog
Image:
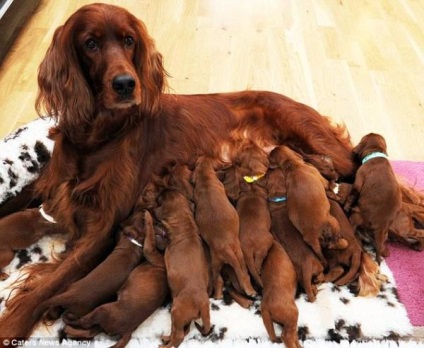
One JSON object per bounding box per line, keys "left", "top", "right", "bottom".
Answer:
{"left": 155, "top": 186, "right": 211, "bottom": 348}
{"left": 324, "top": 200, "right": 362, "bottom": 285}
{"left": 344, "top": 133, "right": 402, "bottom": 263}
{"left": 388, "top": 202, "right": 424, "bottom": 251}
{"left": 64, "top": 262, "right": 168, "bottom": 348}
{"left": 261, "top": 240, "right": 300, "bottom": 348}
{"left": 223, "top": 142, "right": 273, "bottom": 288}
{"left": 269, "top": 145, "right": 347, "bottom": 266}
{"left": 266, "top": 167, "right": 324, "bottom": 302}
{"left": 36, "top": 211, "right": 154, "bottom": 321}
{"left": 0, "top": 207, "right": 62, "bottom": 279}
{"left": 193, "top": 155, "right": 256, "bottom": 299}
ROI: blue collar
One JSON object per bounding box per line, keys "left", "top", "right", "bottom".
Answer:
{"left": 361, "top": 151, "right": 388, "bottom": 164}
{"left": 268, "top": 196, "right": 287, "bottom": 203}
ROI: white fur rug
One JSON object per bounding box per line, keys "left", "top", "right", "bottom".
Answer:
{"left": 0, "top": 119, "right": 416, "bottom": 347}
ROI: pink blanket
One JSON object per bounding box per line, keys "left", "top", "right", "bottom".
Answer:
{"left": 387, "top": 161, "right": 424, "bottom": 326}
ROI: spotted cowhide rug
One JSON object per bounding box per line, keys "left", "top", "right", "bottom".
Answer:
{"left": 0, "top": 119, "right": 416, "bottom": 347}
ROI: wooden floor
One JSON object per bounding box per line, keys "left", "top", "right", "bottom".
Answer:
{"left": 0, "top": 0, "right": 423, "bottom": 161}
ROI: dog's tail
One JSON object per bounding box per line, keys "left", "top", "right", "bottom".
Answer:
{"left": 245, "top": 252, "right": 263, "bottom": 288}
{"left": 336, "top": 250, "right": 361, "bottom": 286}
{"left": 143, "top": 211, "right": 165, "bottom": 268}
{"left": 357, "top": 252, "right": 387, "bottom": 297}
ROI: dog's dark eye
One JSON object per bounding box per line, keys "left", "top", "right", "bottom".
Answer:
{"left": 85, "top": 38, "right": 98, "bottom": 51}
{"left": 124, "top": 36, "right": 134, "bottom": 47}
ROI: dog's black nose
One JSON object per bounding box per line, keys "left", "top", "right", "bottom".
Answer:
{"left": 112, "top": 74, "right": 136, "bottom": 96}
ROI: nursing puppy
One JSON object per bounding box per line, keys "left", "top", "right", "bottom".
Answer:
{"left": 269, "top": 145, "right": 347, "bottom": 265}
{"left": 193, "top": 155, "right": 256, "bottom": 299}
{"left": 223, "top": 142, "right": 273, "bottom": 288}
{"left": 324, "top": 200, "right": 362, "bottom": 285}
{"left": 261, "top": 240, "right": 300, "bottom": 348}
{"left": 64, "top": 262, "right": 168, "bottom": 348}
{"left": 36, "top": 211, "right": 154, "bottom": 320}
{"left": 0, "top": 207, "right": 62, "bottom": 279}
{"left": 155, "top": 185, "right": 211, "bottom": 348}
{"left": 302, "top": 153, "right": 339, "bottom": 182}
{"left": 266, "top": 167, "right": 324, "bottom": 302}
{"left": 344, "top": 133, "right": 402, "bottom": 263}
{"left": 388, "top": 202, "right": 424, "bottom": 251}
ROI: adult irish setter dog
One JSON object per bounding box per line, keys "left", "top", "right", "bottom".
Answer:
{"left": 0, "top": 3, "right": 354, "bottom": 339}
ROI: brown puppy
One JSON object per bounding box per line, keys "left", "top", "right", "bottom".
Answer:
{"left": 224, "top": 143, "right": 273, "bottom": 288}
{"left": 269, "top": 145, "right": 346, "bottom": 265}
{"left": 261, "top": 240, "right": 300, "bottom": 348}
{"left": 155, "top": 188, "right": 211, "bottom": 348}
{"left": 334, "top": 182, "right": 353, "bottom": 205}
{"left": 0, "top": 207, "right": 62, "bottom": 279}
{"left": 64, "top": 262, "right": 168, "bottom": 348}
{"left": 324, "top": 200, "right": 362, "bottom": 285}
{"left": 344, "top": 133, "right": 402, "bottom": 263}
{"left": 36, "top": 211, "right": 154, "bottom": 320}
{"left": 388, "top": 202, "right": 424, "bottom": 251}
{"left": 193, "top": 155, "right": 256, "bottom": 299}
{"left": 352, "top": 201, "right": 424, "bottom": 252}
{"left": 266, "top": 167, "right": 324, "bottom": 302}
{"left": 0, "top": 3, "right": 356, "bottom": 339}
{"left": 301, "top": 153, "right": 346, "bottom": 202}
{"left": 302, "top": 153, "right": 339, "bottom": 182}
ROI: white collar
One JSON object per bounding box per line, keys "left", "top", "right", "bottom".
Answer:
{"left": 39, "top": 205, "right": 57, "bottom": 224}
{"left": 361, "top": 151, "right": 388, "bottom": 164}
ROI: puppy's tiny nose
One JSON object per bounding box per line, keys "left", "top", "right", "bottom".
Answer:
{"left": 112, "top": 74, "right": 136, "bottom": 96}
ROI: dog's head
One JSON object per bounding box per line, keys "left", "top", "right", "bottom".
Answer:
{"left": 235, "top": 142, "right": 269, "bottom": 178}
{"left": 353, "top": 133, "right": 388, "bottom": 160}
{"left": 36, "top": 3, "right": 166, "bottom": 144}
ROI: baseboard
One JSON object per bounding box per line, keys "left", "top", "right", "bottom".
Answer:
{"left": 0, "top": 0, "right": 41, "bottom": 65}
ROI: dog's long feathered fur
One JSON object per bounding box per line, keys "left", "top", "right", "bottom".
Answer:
{"left": 0, "top": 3, "right": 355, "bottom": 338}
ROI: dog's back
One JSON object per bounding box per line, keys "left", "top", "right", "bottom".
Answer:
{"left": 356, "top": 159, "right": 401, "bottom": 228}
{"left": 194, "top": 156, "right": 239, "bottom": 242}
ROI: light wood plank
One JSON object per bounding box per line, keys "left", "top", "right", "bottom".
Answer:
{"left": 0, "top": 0, "right": 423, "bottom": 160}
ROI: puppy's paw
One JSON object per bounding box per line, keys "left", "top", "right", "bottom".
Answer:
{"left": 0, "top": 272, "right": 10, "bottom": 281}
{"left": 160, "top": 334, "right": 171, "bottom": 344}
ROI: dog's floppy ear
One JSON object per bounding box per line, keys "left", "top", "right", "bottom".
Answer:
{"left": 36, "top": 22, "right": 94, "bottom": 143}
{"left": 133, "top": 17, "right": 167, "bottom": 116}
{"left": 352, "top": 140, "right": 366, "bottom": 160}
{"left": 268, "top": 153, "right": 279, "bottom": 169}
{"left": 221, "top": 167, "right": 241, "bottom": 201}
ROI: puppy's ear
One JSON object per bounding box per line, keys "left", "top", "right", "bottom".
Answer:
{"left": 191, "top": 170, "right": 196, "bottom": 185}
{"left": 189, "top": 201, "right": 195, "bottom": 212}
{"left": 267, "top": 147, "right": 281, "bottom": 169}
{"left": 291, "top": 149, "right": 304, "bottom": 161}
{"left": 352, "top": 141, "right": 365, "bottom": 161}
{"left": 216, "top": 170, "right": 226, "bottom": 182}
{"left": 222, "top": 167, "right": 240, "bottom": 201}
{"left": 268, "top": 156, "right": 279, "bottom": 169}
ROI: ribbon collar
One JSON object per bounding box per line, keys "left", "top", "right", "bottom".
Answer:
{"left": 243, "top": 173, "right": 265, "bottom": 183}
{"left": 361, "top": 151, "right": 388, "bottom": 164}
{"left": 39, "top": 205, "right": 57, "bottom": 224}
{"left": 128, "top": 237, "right": 143, "bottom": 248}
{"left": 268, "top": 196, "right": 287, "bottom": 203}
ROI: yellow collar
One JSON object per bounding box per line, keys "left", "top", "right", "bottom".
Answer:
{"left": 243, "top": 173, "right": 265, "bottom": 183}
